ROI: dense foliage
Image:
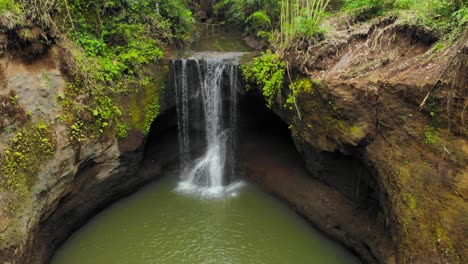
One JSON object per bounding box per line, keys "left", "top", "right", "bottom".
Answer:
{"left": 279, "top": 0, "right": 330, "bottom": 50}
{"left": 241, "top": 51, "right": 285, "bottom": 108}
{"left": 214, "top": 0, "right": 280, "bottom": 34}
{"left": 215, "top": 0, "right": 467, "bottom": 46}
{"left": 0, "top": 0, "right": 193, "bottom": 194}
{"left": 55, "top": 0, "right": 192, "bottom": 140}
{"left": 343, "top": 0, "right": 468, "bottom": 32}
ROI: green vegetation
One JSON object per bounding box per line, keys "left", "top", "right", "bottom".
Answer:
{"left": 241, "top": 50, "right": 285, "bottom": 108}
{"left": 52, "top": 0, "right": 192, "bottom": 141}
{"left": 214, "top": 0, "right": 280, "bottom": 35}
{"left": 342, "top": 0, "right": 385, "bottom": 20}
{"left": 143, "top": 96, "right": 161, "bottom": 135}
{"left": 215, "top": 0, "right": 330, "bottom": 46}
{"left": 0, "top": 0, "right": 20, "bottom": 13}
{"left": 284, "top": 77, "right": 312, "bottom": 119}
{"left": 0, "top": 0, "right": 23, "bottom": 28}
{"left": 0, "top": 123, "right": 55, "bottom": 194}
{"left": 0, "top": 0, "right": 193, "bottom": 195}
{"left": 279, "top": 0, "right": 330, "bottom": 49}
{"left": 396, "top": 1, "right": 466, "bottom": 30}
{"left": 424, "top": 125, "right": 438, "bottom": 145}
{"left": 342, "top": 0, "right": 468, "bottom": 34}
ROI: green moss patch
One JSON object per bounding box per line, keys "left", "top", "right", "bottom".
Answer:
{"left": 0, "top": 123, "right": 55, "bottom": 194}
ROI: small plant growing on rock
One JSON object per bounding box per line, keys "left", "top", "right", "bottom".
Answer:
{"left": 0, "top": 123, "right": 55, "bottom": 194}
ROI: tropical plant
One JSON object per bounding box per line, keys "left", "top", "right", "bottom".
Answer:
{"left": 241, "top": 50, "right": 285, "bottom": 108}
{"left": 214, "top": 0, "right": 280, "bottom": 34}
{"left": 279, "top": 0, "right": 331, "bottom": 50}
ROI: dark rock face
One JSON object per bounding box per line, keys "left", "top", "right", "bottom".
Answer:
{"left": 29, "top": 135, "right": 147, "bottom": 264}
{"left": 267, "top": 20, "right": 467, "bottom": 264}
{"left": 0, "top": 110, "right": 182, "bottom": 264}
{"left": 238, "top": 93, "right": 394, "bottom": 264}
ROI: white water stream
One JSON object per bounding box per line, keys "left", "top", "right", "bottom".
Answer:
{"left": 174, "top": 54, "right": 244, "bottom": 197}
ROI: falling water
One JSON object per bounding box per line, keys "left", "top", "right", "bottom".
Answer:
{"left": 173, "top": 60, "right": 190, "bottom": 166}
{"left": 174, "top": 54, "right": 243, "bottom": 196}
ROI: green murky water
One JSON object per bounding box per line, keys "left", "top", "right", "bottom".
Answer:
{"left": 51, "top": 173, "right": 359, "bottom": 264}
{"left": 189, "top": 26, "right": 252, "bottom": 52}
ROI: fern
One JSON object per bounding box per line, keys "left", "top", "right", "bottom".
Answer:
{"left": 246, "top": 10, "right": 272, "bottom": 33}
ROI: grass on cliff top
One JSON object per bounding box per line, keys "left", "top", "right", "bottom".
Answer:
{"left": 216, "top": 0, "right": 467, "bottom": 50}
{"left": 343, "top": 0, "right": 467, "bottom": 41}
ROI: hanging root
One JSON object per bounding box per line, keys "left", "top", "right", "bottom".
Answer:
{"left": 370, "top": 24, "right": 395, "bottom": 52}
{"left": 434, "top": 27, "right": 468, "bottom": 133}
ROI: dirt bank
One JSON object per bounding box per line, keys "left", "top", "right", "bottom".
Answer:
{"left": 251, "top": 17, "right": 467, "bottom": 264}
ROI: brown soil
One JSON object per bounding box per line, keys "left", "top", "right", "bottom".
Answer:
{"left": 273, "top": 17, "right": 467, "bottom": 264}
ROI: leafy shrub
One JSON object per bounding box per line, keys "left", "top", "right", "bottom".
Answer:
{"left": 53, "top": 0, "right": 192, "bottom": 140}
{"left": 241, "top": 51, "right": 285, "bottom": 108}
{"left": 158, "top": 0, "right": 194, "bottom": 44}
{"left": 246, "top": 10, "right": 272, "bottom": 33}
{"left": 452, "top": 5, "right": 468, "bottom": 25}
{"left": 0, "top": 0, "right": 21, "bottom": 13}
{"left": 393, "top": 0, "right": 467, "bottom": 34}
{"left": 394, "top": 0, "right": 456, "bottom": 17}
{"left": 214, "top": 0, "right": 280, "bottom": 34}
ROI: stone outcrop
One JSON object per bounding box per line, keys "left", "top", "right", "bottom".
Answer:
{"left": 0, "top": 44, "right": 162, "bottom": 264}
{"left": 246, "top": 19, "right": 467, "bottom": 264}
{"left": 0, "top": 39, "right": 176, "bottom": 264}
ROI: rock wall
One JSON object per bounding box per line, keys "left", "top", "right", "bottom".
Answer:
{"left": 249, "top": 18, "right": 467, "bottom": 264}
{"left": 238, "top": 93, "right": 394, "bottom": 264}
{"left": 0, "top": 44, "right": 170, "bottom": 263}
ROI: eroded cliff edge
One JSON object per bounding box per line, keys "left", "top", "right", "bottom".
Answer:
{"left": 243, "top": 17, "right": 467, "bottom": 264}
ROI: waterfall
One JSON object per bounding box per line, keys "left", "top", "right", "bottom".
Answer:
{"left": 173, "top": 53, "right": 244, "bottom": 197}
{"left": 173, "top": 59, "right": 190, "bottom": 167}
